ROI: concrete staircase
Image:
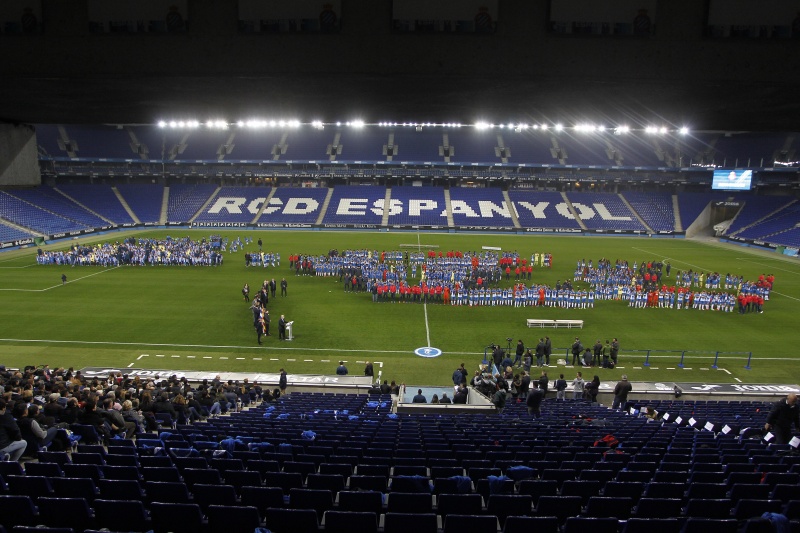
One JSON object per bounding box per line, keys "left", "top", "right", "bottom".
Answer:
{"left": 502, "top": 190, "right": 521, "bottom": 229}
{"left": 619, "top": 193, "right": 653, "bottom": 233}
{"left": 189, "top": 187, "right": 221, "bottom": 223}
{"left": 672, "top": 195, "right": 683, "bottom": 232}
{"left": 315, "top": 188, "right": 335, "bottom": 225}
{"left": 381, "top": 187, "right": 392, "bottom": 226}
{"left": 250, "top": 187, "right": 278, "bottom": 224}
{"left": 443, "top": 189, "right": 455, "bottom": 227}
{"left": 112, "top": 186, "right": 140, "bottom": 224}
{"left": 560, "top": 192, "right": 587, "bottom": 230}
{"left": 54, "top": 187, "right": 114, "bottom": 225}
{"left": 159, "top": 187, "right": 169, "bottom": 225}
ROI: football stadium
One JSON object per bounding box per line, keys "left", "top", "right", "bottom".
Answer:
{"left": 0, "top": 0, "right": 800, "bottom": 531}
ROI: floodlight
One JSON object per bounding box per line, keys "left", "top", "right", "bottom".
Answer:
{"left": 351, "top": 120, "right": 365, "bottom": 128}
{"left": 311, "top": 120, "right": 324, "bottom": 129}
{"left": 554, "top": 124, "right": 563, "bottom": 131}
{"left": 540, "top": 124, "right": 548, "bottom": 131}
{"left": 475, "top": 121, "right": 490, "bottom": 130}
{"left": 679, "top": 127, "right": 689, "bottom": 135}
{"left": 169, "top": 121, "right": 178, "bottom": 128}
{"left": 645, "top": 126, "right": 657, "bottom": 134}
{"left": 659, "top": 126, "right": 668, "bottom": 134}
{"left": 616, "top": 125, "right": 630, "bottom": 134}
{"left": 157, "top": 121, "right": 166, "bottom": 128}
{"left": 597, "top": 125, "right": 606, "bottom": 132}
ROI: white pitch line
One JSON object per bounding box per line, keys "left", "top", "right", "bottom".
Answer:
{"left": 649, "top": 367, "right": 659, "bottom": 370}
{"left": 253, "top": 358, "right": 262, "bottom": 361}
{"left": 423, "top": 302, "right": 432, "bottom": 347}
{"left": 682, "top": 368, "right": 693, "bottom": 370}
{"left": 287, "top": 358, "right": 296, "bottom": 362}
{"left": 667, "top": 367, "right": 675, "bottom": 370}
{"left": 772, "top": 291, "right": 800, "bottom": 302}
{"left": 735, "top": 257, "right": 800, "bottom": 276}
{"left": 700, "top": 368, "right": 709, "bottom": 371}
{"left": 720, "top": 368, "right": 732, "bottom": 375}
{"left": 303, "top": 359, "right": 313, "bottom": 362}
{"left": 220, "top": 357, "right": 228, "bottom": 360}
{"left": 269, "top": 358, "right": 279, "bottom": 361}
{"left": 171, "top": 355, "right": 180, "bottom": 358}
{"left": 236, "top": 357, "right": 245, "bottom": 360}
{"left": 203, "top": 356, "right": 212, "bottom": 359}
{"left": 633, "top": 367, "right": 642, "bottom": 370}
{"left": 187, "top": 356, "right": 195, "bottom": 359}
{"left": 155, "top": 354, "right": 165, "bottom": 358}
{"left": 321, "top": 359, "right": 330, "bottom": 362}
{"left": 0, "top": 264, "right": 37, "bottom": 269}
{"left": 735, "top": 377, "right": 742, "bottom": 382}
{"left": 0, "top": 265, "right": 120, "bottom": 292}
{"left": 137, "top": 354, "right": 149, "bottom": 360}
{"left": 127, "top": 363, "right": 134, "bottom": 368}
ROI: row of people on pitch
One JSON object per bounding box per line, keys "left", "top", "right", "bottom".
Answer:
{"left": 529, "top": 252, "right": 554, "bottom": 268}
{"left": 244, "top": 251, "right": 280, "bottom": 267}
{"left": 571, "top": 337, "right": 621, "bottom": 367}
{"left": 739, "top": 280, "right": 772, "bottom": 299}
{"left": 226, "top": 235, "right": 253, "bottom": 253}
{"left": 627, "top": 289, "right": 739, "bottom": 311}
{"left": 36, "top": 237, "right": 223, "bottom": 266}
{"left": 738, "top": 293, "right": 765, "bottom": 314}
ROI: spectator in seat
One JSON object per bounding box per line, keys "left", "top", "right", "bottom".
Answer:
{"left": 0, "top": 400, "right": 26, "bottom": 461}
{"left": 412, "top": 389, "right": 427, "bottom": 403}
{"left": 765, "top": 393, "right": 800, "bottom": 444}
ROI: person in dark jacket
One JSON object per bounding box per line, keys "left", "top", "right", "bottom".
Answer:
{"left": 612, "top": 375, "right": 633, "bottom": 410}
{"left": 0, "top": 400, "right": 26, "bottom": 461}
{"left": 765, "top": 393, "right": 800, "bottom": 444}
{"left": 526, "top": 382, "right": 544, "bottom": 417}
{"left": 453, "top": 384, "right": 468, "bottom": 404}
{"left": 14, "top": 403, "right": 65, "bottom": 454}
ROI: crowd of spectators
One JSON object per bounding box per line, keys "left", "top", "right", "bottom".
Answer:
{"left": 0, "top": 364, "right": 279, "bottom": 461}
{"left": 36, "top": 236, "right": 224, "bottom": 266}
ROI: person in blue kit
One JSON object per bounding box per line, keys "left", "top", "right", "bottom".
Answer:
{"left": 336, "top": 361, "right": 348, "bottom": 375}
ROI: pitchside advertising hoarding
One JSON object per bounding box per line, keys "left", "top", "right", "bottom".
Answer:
{"left": 549, "top": 0, "right": 657, "bottom": 36}
{"left": 392, "top": 0, "right": 498, "bottom": 33}
{"left": 79, "top": 367, "right": 372, "bottom": 387}
{"left": 0, "top": 0, "right": 41, "bottom": 34}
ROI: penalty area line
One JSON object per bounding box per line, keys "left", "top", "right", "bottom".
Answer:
{"left": 0, "top": 266, "right": 121, "bottom": 292}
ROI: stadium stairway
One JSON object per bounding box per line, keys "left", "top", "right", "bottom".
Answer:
{"left": 731, "top": 198, "right": 798, "bottom": 237}
{"left": 619, "top": 194, "right": 653, "bottom": 233}
{"left": 502, "top": 190, "right": 522, "bottom": 229}
{"left": 113, "top": 186, "right": 140, "bottom": 224}
{"left": 251, "top": 187, "right": 278, "bottom": 224}
{"left": 159, "top": 187, "right": 169, "bottom": 225}
{"left": 189, "top": 186, "right": 221, "bottom": 223}
{"left": 561, "top": 192, "right": 588, "bottom": 231}
{"left": 315, "top": 188, "right": 335, "bottom": 226}
{"left": 0, "top": 217, "right": 44, "bottom": 237}
{"left": 382, "top": 188, "right": 392, "bottom": 226}
{"left": 55, "top": 187, "right": 114, "bottom": 227}
{"left": 443, "top": 189, "right": 455, "bottom": 227}
{"left": 672, "top": 195, "right": 683, "bottom": 232}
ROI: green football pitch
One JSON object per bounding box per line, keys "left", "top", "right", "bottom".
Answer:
{"left": 1, "top": 230, "right": 798, "bottom": 387}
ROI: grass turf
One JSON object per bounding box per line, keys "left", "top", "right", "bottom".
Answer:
{"left": 0, "top": 230, "right": 798, "bottom": 387}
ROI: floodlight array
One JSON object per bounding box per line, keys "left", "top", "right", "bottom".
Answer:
{"left": 154, "top": 118, "right": 690, "bottom": 135}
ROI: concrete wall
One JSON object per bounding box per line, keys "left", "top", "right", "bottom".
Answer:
{"left": 0, "top": 123, "right": 41, "bottom": 187}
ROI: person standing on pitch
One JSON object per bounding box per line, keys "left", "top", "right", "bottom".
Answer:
{"left": 278, "top": 315, "right": 287, "bottom": 340}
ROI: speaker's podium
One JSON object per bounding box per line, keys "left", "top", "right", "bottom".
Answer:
{"left": 285, "top": 321, "right": 294, "bottom": 341}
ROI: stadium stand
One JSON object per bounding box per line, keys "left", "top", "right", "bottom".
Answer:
{"left": 257, "top": 187, "right": 330, "bottom": 224}
{"left": 0, "top": 378, "right": 796, "bottom": 533}
{"left": 621, "top": 192, "right": 676, "bottom": 232}
{"left": 166, "top": 184, "right": 218, "bottom": 223}
{"left": 0, "top": 222, "right": 35, "bottom": 242}
{"left": 727, "top": 196, "right": 796, "bottom": 235}
{"left": 566, "top": 192, "right": 646, "bottom": 231}
{"left": 386, "top": 186, "right": 448, "bottom": 226}
{"left": 390, "top": 131, "right": 448, "bottom": 162}
{"left": 448, "top": 187, "right": 515, "bottom": 227}
{"left": 508, "top": 190, "right": 583, "bottom": 230}
{"left": 7, "top": 186, "right": 109, "bottom": 228}
{"left": 56, "top": 184, "right": 135, "bottom": 225}
{"left": 193, "top": 186, "right": 274, "bottom": 224}
{"left": 735, "top": 201, "right": 800, "bottom": 241}
{"left": 321, "top": 185, "right": 386, "bottom": 225}
{"left": 0, "top": 190, "right": 90, "bottom": 234}
{"left": 115, "top": 184, "right": 165, "bottom": 224}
